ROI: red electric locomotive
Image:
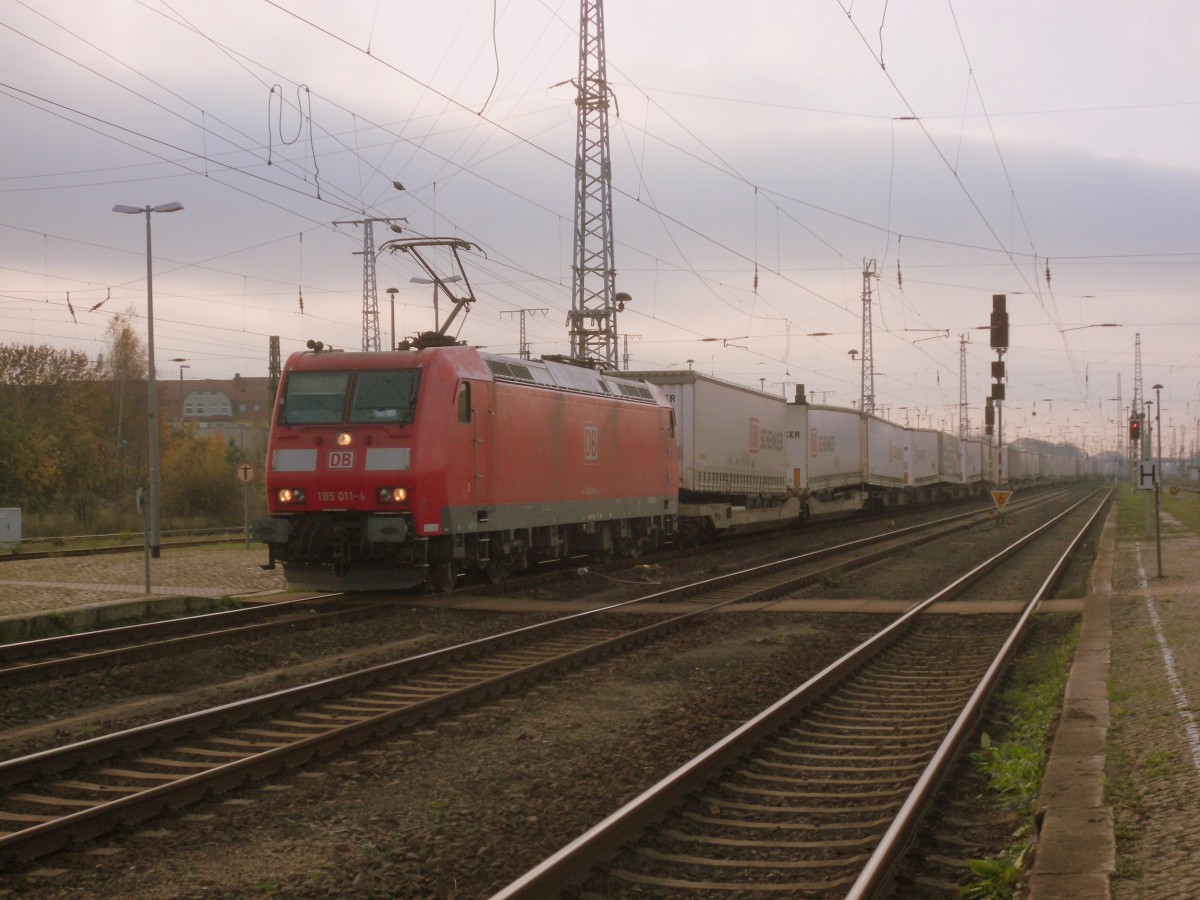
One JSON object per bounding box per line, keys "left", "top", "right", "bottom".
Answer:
{"left": 254, "top": 343, "right": 679, "bottom": 591}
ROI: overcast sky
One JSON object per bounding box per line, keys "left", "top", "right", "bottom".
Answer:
{"left": 3, "top": 0, "right": 1199, "bottom": 454}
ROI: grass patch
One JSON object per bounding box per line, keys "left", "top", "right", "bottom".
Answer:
{"left": 960, "top": 623, "right": 1079, "bottom": 898}
{"left": 1116, "top": 478, "right": 1200, "bottom": 540}
{"left": 1161, "top": 490, "right": 1200, "bottom": 535}
{"left": 1141, "top": 749, "right": 1176, "bottom": 779}
{"left": 1115, "top": 482, "right": 1153, "bottom": 541}
{"left": 1104, "top": 735, "right": 1146, "bottom": 879}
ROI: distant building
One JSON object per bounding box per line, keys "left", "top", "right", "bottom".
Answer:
{"left": 158, "top": 374, "right": 274, "bottom": 455}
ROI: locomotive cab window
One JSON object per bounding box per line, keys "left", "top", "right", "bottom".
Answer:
{"left": 350, "top": 370, "right": 421, "bottom": 424}
{"left": 279, "top": 371, "right": 350, "bottom": 424}
{"left": 456, "top": 382, "right": 472, "bottom": 423}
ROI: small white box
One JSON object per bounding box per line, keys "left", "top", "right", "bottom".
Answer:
{"left": 0, "top": 508, "right": 21, "bottom": 550}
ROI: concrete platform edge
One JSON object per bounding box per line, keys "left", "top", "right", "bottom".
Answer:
{"left": 1026, "top": 505, "right": 1117, "bottom": 899}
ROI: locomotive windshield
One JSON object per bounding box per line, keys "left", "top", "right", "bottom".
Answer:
{"left": 349, "top": 371, "right": 420, "bottom": 424}
{"left": 279, "top": 371, "right": 350, "bottom": 424}
{"left": 279, "top": 369, "right": 420, "bottom": 425}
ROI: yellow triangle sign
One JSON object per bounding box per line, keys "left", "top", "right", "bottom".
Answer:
{"left": 991, "top": 490, "right": 1013, "bottom": 512}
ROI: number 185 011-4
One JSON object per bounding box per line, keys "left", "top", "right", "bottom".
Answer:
{"left": 317, "top": 491, "right": 366, "bottom": 502}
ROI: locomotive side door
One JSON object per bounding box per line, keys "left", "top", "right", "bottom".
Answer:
{"left": 460, "top": 378, "right": 494, "bottom": 510}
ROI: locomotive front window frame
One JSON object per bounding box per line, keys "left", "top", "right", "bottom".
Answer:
{"left": 280, "top": 369, "right": 421, "bottom": 426}
{"left": 279, "top": 371, "right": 351, "bottom": 425}
{"left": 349, "top": 370, "right": 421, "bottom": 425}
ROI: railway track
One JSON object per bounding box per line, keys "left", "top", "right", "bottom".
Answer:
{"left": 0, "top": 489, "right": 1054, "bottom": 692}
{"left": 460, "top": 487, "right": 1065, "bottom": 597}
{"left": 493, "top": 488, "right": 1110, "bottom": 898}
{"left": 480, "top": 486, "right": 1072, "bottom": 606}
{"left": 0, "top": 595, "right": 381, "bottom": 688}
{"left": 0, "top": 488, "right": 1095, "bottom": 868}
{"left": 1, "top": 530, "right": 244, "bottom": 563}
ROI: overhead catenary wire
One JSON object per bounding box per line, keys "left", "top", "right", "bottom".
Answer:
{"left": 0, "top": 0, "right": 1186, "bottom": 445}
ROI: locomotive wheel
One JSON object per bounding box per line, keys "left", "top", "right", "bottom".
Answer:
{"left": 485, "top": 556, "right": 508, "bottom": 585}
{"left": 431, "top": 561, "right": 458, "bottom": 593}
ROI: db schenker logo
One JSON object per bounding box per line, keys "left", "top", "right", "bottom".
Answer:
{"left": 749, "top": 417, "right": 783, "bottom": 454}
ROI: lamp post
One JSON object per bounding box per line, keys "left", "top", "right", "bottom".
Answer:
{"left": 1153, "top": 383, "right": 1164, "bottom": 576}
{"left": 113, "top": 201, "right": 184, "bottom": 561}
{"left": 386, "top": 287, "right": 398, "bottom": 350}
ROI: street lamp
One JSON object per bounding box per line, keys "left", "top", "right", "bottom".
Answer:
{"left": 1153, "top": 383, "right": 1164, "bottom": 576}
{"left": 113, "top": 201, "right": 184, "bottom": 560}
{"left": 175, "top": 363, "right": 190, "bottom": 427}
{"left": 386, "top": 287, "right": 398, "bottom": 350}
{"left": 1058, "top": 323, "right": 1120, "bottom": 333}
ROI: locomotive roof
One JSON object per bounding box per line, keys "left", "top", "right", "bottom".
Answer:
{"left": 482, "top": 351, "right": 661, "bottom": 403}
{"left": 283, "top": 345, "right": 663, "bottom": 404}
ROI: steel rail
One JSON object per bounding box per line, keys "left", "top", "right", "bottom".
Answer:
{"left": 0, "top": 594, "right": 341, "bottom": 664}
{"left": 0, "top": 491, "right": 1084, "bottom": 865}
{"left": 0, "top": 488, "right": 1062, "bottom": 785}
{"left": 1, "top": 530, "right": 243, "bottom": 562}
{"left": 490, "top": 488, "right": 1108, "bottom": 898}
{"left": 845, "top": 488, "right": 1112, "bottom": 897}
{"left": 0, "top": 595, "right": 379, "bottom": 687}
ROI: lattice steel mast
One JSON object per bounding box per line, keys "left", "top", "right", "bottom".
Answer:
{"left": 568, "top": 0, "right": 619, "bottom": 367}
{"left": 1116, "top": 373, "right": 1124, "bottom": 463}
{"left": 502, "top": 308, "right": 549, "bottom": 360}
{"left": 333, "top": 217, "right": 405, "bottom": 351}
{"left": 1133, "top": 333, "right": 1144, "bottom": 458}
{"left": 958, "top": 333, "right": 969, "bottom": 439}
{"left": 860, "top": 259, "right": 877, "bottom": 413}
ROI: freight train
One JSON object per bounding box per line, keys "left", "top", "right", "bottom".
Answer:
{"left": 252, "top": 343, "right": 1089, "bottom": 592}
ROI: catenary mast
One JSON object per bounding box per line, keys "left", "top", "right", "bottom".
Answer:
{"left": 860, "top": 259, "right": 877, "bottom": 413}
{"left": 334, "top": 216, "right": 405, "bottom": 352}
{"left": 1133, "top": 333, "right": 1144, "bottom": 458}
{"left": 568, "top": 0, "right": 620, "bottom": 367}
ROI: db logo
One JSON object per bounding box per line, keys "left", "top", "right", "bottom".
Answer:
{"left": 583, "top": 425, "right": 599, "bottom": 463}
{"left": 328, "top": 450, "right": 355, "bottom": 469}
{"left": 749, "top": 417, "right": 760, "bottom": 454}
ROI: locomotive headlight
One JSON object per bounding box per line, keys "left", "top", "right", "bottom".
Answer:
{"left": 277, "top": 488, "right": 306, "bottom": 503}
{"left": 377, "top": 487, "right": 408, "bottom": 503}
{"left": 336, "top": 432, "right": 353, "bottom": 447}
